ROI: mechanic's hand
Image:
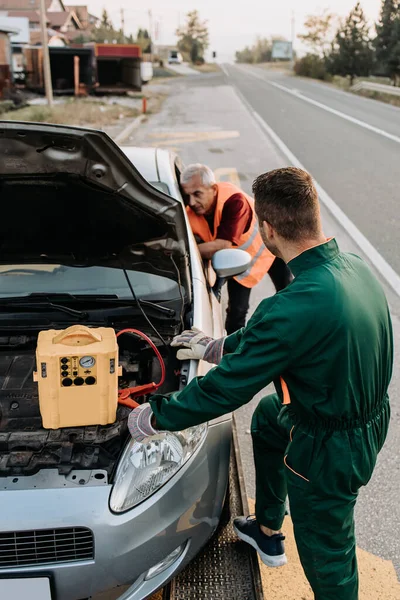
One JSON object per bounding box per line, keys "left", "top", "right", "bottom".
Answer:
{"left": 171, "top": 327, "right": 225, "bottom": 364}
{"left": 128, "top": 403, "right": 159, "bottom": 443}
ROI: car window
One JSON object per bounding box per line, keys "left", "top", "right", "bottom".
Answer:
{"left": 0, "top": 265, "right": 184, "bottom": 301}
{"left": 174, "top": 158, "right": 187, "bottom": 203}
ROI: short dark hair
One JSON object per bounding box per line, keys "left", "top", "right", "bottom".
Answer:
{"left": 252, "top": 167, "right": 321, "bottom": 242}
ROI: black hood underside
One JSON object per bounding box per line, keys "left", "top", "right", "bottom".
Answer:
{"left": 0, "top": 121, "right": 191, "bottom": 297}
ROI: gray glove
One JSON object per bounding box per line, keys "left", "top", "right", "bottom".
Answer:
{"left": 128, "top": 403, "right": 159, "bottom": 442}
{"left": 171, "top": 327, "right": 225, "bottom": 364}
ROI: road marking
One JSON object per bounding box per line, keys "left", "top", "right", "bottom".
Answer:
{"left": 147, "top": 130, "right": 240, "bottom": 146}
{"left": 232, "top": 86, "right": 400, "bottom": 297}
{"left": 148, "top": 130, "right": 239, "bottom": 140}
{"left": 221, "top": 64, "right": 230, "bottom": 77}
{"left": 238, "top": 65, "right": 400, "bottom": 145}
{"left": 214, "top": 167, "right": 241, "bottom": 187}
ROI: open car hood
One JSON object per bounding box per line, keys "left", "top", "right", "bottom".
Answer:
{"left": 0, "top": 121, "right": 191, "bottom": 299}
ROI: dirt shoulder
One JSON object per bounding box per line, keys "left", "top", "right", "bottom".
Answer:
{"left": 1, "top": 80, "right": 171, "bottom": 139}
{"left": 192, "top": 63, "right": 221, "bottom": 73}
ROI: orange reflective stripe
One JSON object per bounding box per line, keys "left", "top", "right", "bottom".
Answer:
{"left": 283, "top": 455, "right": 310, "bottom": 482}
{"left": 187, "top": 182, "right": 275, "bottom": 288}
{"left": 280, "top": 377, "right": 291, "bottom": 405}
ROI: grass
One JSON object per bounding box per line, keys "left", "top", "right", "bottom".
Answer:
{"left": 350, "top": 88, "right": 400, "bottom": 108}
{"left": 192, "top": 63, "right": 221, "bottom": 73}
{"left": 292, "top": 72, "right": 400, "bottom": 108}
{"left": 328, "top": 75, "right": 400, "bottom": 107}
{"left": 255, "top": 61, "right": 293, "bottom": 71}
{"left": 2, "top": 99, "right": 139, "bottom": 127}
{"left": 329, "top": 75, "right": 392, "bottom": 91}
{"left": 152, "top": 66, "right": 179, "bottom": 78}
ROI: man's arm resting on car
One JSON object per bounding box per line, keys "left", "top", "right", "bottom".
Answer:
{"left": 198, "top": 239, "right": 232, "bottom": 259}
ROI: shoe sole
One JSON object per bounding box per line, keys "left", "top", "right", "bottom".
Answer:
{"left": 233, "top": 524, "right": 288, "bottom": 568}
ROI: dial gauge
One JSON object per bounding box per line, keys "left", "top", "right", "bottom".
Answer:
{"left": 79, "top": 356, "right": 96, "bottom": 369}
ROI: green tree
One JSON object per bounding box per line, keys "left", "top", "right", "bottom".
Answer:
{"left": 299, "top": 9, "right": 336, "bottom": 57}
{"left": 235, "top": 37, "right": 287, "bottom": 64}
{"left": 294, "top": 54, "right": 331, "bottom": 80}
{"left": 176, "top": 10, "right": 209, "bottom": 63}
{"left": 375, "top": 0, "right": 398, "bottom": 69}
{"left": 387, "top": 13, "right": 400, "bottom": 84}
{"left": 235, "top": 45, "right": 256, "bottom": 63}
{"left": 136, "top": 28, "right": 152, "bottom": 53}
{"left": 328, "top": 3, "right": 374, "bottom": 84}
{"left": 91, "top": 9, "right": 123, "bottom": 43}
{"left": 101, "top": 9, "right": 111, "bottom": 28}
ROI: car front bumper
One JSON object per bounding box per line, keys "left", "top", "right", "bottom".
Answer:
{"left": 0, "top": 420, "right": 231, "bottom": 600}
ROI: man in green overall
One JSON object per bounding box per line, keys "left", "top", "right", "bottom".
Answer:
{"left": 128, "top": 167, "right": 393, "bottom": 599}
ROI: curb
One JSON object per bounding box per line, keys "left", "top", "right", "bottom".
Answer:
{"left": 114, "top": 114, "right": 146, "bottom": 145}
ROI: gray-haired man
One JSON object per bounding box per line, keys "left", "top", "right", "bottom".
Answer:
{"left": 181, "top": 163, "right": 292, "bottom": 333}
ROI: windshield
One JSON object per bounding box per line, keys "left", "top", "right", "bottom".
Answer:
{"left": 0, "top": 265, "right": 184, "bottom": 302}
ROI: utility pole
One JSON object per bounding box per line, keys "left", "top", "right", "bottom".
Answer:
{"left": 120, "top": 8, "right": 125, "bottom": 43}
{"left": 148, "top": 9, "right": 153, "bottom": 60}
{"left": 291, "top": 10, "right": 295, "bottom": 63}
{"left": 39, "top": 0, "right": 53, "bottom": 106}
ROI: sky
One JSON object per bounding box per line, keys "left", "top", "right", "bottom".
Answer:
{"left": 80, "top": 0, "right": 383, "bottom": 62}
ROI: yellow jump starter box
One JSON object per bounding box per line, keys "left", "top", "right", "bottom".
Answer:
{"left": 34, "top": 325, "right": 122, "bottom": 429}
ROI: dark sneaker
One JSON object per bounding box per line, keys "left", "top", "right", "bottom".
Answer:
{"left": 233, "top": 516, "right": 287, "bottom": 567}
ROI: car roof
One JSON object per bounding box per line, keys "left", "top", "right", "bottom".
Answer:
{"left": 122, "top": 146, "right": 181, "bottom": 199}
{"left": 122, "top": 147, "right": 159, "bottom": 183}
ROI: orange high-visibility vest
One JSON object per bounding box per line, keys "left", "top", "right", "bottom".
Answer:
{"left": 186, "top": 182, "right": 275, "bottom": 288}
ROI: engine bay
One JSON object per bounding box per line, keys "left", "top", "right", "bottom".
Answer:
{"left": 0, "top": 328, "right": 183, "bottom": 477}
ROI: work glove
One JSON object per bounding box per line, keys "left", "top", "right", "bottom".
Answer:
{"left": 128, "top": 403, "right": 159, "bottom": 442}
{"left": 171, "top": 327, "right": 225, "bottom": 364}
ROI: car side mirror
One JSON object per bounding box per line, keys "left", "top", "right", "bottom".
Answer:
{"left": 211, "top": 249, "right": 251, "bottom": 300}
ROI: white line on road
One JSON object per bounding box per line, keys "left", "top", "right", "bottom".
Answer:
{"left": 232, "top": 86, "right": 400, "bottom": 297}
{"left": 220, "top": 64, "right": 230, "bottom": 77}
{"left": 238, "top": 66, "right": 400, "bottom": 145}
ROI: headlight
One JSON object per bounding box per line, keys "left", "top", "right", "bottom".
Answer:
{"left": 110, "top": 425, "right": 207, "bottom": 513}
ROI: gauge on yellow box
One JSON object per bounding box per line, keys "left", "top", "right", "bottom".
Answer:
{"left": 80, "top": 356, "right": 96, "bottom": 369}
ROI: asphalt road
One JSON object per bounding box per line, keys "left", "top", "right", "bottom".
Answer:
{"left": 127, "top": 68, "right": 400, "bottom": 580}
{"left": 225, "top": 64, "right": 400, "bottom": 276}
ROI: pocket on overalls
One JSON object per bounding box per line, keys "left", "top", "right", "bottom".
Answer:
{"left": 284, "top": 426, "right": 322, "bottom": 486}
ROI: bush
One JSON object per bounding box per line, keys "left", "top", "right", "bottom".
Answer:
{"left": 0, "top": 100, "right": 14, "bottom": 115}
{"left": 294, "top": 54, "right": 332, "bottom": 81}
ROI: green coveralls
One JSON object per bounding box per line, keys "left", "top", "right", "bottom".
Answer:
{"left": 150, "top": 239, "right": 393, "bottom": 600}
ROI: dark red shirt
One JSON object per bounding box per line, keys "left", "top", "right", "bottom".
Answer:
{"left": 205, "top": 193, "right": 252, "bottom": 246}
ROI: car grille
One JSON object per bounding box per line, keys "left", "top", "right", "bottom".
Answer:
{"left": 0, "top": 527, "right": 94, "bottom": 568}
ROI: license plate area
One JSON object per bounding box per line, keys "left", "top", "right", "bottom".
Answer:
{"left": 0, "top": 576, "right": 52, "bottom": 599}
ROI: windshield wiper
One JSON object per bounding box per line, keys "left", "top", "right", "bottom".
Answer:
{"left": 93, "top": 297, "right": 176, "bottom": 317}
{"left": 0, "top": 294, "right": 176, "bottom": 318}
{"left": 32, "top": 294, "right": 177, "bottom": 317}
{"left": 0, "top": 299, "right": 87, "bottom": 319}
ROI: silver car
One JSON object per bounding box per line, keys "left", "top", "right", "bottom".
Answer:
{"left": 0, "top": 123, "right": 250, "bottom": 600}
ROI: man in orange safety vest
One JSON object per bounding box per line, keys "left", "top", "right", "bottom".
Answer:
{"left": 181, "top": 164, "right": 292, "bottom": 333}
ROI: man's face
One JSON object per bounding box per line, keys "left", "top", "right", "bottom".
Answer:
{"left": 182, "top": 174, "right": 217, "bottom": 216}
